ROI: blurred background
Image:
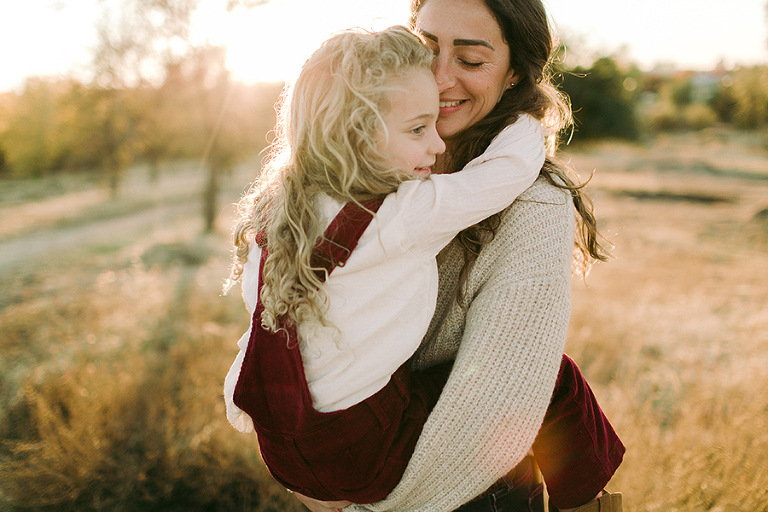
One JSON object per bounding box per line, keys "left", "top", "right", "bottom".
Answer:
{"left": 0, "top": 1, "right": 767, "bottom": 511}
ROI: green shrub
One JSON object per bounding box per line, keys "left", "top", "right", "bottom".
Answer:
{"left": 709, "top": 66, "right": 768, "bottom": 129}
{"left": 683, "top": 104, "right": 718, "bottom": 131}
{"left": 560, "top": 57, "right": 640, "bottom": 141}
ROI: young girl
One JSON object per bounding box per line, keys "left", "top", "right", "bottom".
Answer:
{"left": 222, "top": 26, "right": 545, "bottom": 504}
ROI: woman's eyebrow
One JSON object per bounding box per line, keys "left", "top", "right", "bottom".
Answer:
{"left": 455, "top": 38, "right": 494, "bottom": 50}
{"left": 419, "top": 30, "right": 495, "bottom": 50}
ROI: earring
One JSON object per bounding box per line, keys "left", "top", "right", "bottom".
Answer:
{"left": 507, "top": 82, "right": 515, "bottom": 90}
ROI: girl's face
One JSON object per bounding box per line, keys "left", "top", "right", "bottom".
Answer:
{"left": 414, "top": 0, "right": 517, "bottom": 141}
{"left": 378, "top": 67, "right": 446, "bottom": 178}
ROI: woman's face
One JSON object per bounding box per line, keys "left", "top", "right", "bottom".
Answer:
{"left": 414, "top": 0, "right": 517, "bottom": 141}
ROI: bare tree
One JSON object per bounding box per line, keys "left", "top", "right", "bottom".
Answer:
{"left": 93, "top": 0, "right": 198, "bottom": 88}
{"left": 179, "top": 45, "right": 263, "bottom": 233}
{"left": 90, "top": 0, "right": 198, "bottom": 196}
{"left": 89, "top": 0, "right": 271, "bottom": 229}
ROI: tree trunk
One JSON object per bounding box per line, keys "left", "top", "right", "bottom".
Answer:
{"left": 203, "top": 164, "right": 220, "bottom": 233}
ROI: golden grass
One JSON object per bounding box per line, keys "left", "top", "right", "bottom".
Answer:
{"left": 1, "top": 129, "right": 767, "bottom": 510}
{"left": 563, "top": 129, "right": 768, "bottom": 511}
{"left": 0, "top": 243, "right": 306, "bottom": 511}
{"left": 0, "top": 163, "right": 308, "bottom": 510}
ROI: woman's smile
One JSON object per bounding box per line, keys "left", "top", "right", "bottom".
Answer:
{"left": 438, "top": 99, "right": 466, "bottom": 116}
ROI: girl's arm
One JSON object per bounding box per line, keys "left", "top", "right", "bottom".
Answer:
{"left": 379, "top": 114, "right": 545, "bottom": 257}
{"left": 294, "top": 493, "right": 352, "bottom": 512}
{"left": 223, "top": 244, "right": 263, "bottom": 433}
{"left": 348, "top": 177, "right": 575, "bottom": 512}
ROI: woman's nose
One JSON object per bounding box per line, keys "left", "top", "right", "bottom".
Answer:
{"left": 432, "top": 55, "right": 454, "bottom": 92}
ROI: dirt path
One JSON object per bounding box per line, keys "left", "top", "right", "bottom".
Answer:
{"left": 0, "top": 200, "right": 203, "bottom": 272}
{"left": 0, "top": 165, "right": 251, "bottom": 274}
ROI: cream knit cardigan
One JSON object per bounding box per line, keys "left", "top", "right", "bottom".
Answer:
{"left": 348, "top": 175, "right": 575, "bottom": 512}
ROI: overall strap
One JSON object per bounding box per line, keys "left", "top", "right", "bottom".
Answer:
{"left": 233, "top": 194, "right": 433, "bottom": 502}
{"left": 234, "top": 197, "right": 384, "bottom": 432}
{"left": 310, "top": 198, "right": 383, "bottom": 281}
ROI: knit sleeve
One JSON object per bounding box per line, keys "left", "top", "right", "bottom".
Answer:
{"left": 347, "top": 177, "right": 575, "bottom": 512}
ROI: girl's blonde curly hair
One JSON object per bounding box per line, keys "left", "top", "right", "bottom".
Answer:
{"left": 226, "top": 26, "right": 434, "bottom": 335}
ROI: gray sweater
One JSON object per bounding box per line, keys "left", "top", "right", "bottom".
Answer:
{"left": 350, "top": 176, "right": 575, "bottom": 512}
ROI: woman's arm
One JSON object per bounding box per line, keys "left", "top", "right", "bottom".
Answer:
{"left": 348, "top": 177, "right": 575, "bottom": 512}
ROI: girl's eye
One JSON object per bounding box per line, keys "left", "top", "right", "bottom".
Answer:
{"left": 412, "top": 126, "right": 425, "bottom": 135}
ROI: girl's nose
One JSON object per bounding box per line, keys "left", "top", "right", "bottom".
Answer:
{"left": 431, "top": 131, "right": 446, "bottom": 155}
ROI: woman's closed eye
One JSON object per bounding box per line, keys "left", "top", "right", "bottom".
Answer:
{"left": 459, "top": 59, "right": 485, "bottom": 68}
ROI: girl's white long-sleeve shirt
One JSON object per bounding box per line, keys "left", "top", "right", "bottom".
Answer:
{"left": 224, "top": 114, "right": 544, "bottom": 429}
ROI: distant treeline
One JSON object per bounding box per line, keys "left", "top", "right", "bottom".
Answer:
{"left": 559, "top": 58, "right": 768, "bottom": 141}
{"left": 0, "top": 47, "right": 282, "bottom": 186}
{"left": 1, "top": 52, "right": 766, "bottom": 182}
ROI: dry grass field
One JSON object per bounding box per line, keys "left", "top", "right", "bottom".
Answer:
{"left": 563, "top": 129, "right": 768, "bottom": 511}
{"left": 1, "top": 128, "right": 767, "bottom": 511}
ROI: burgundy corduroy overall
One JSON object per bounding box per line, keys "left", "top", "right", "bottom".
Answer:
{"left": 233, "top": 199, "right": 452, "bottom": 504}
{"left": 233, "top": 199, "right": 624, "bottom": 507}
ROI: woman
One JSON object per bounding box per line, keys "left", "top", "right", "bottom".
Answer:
{"left": 295, "top": 0, "right": 624, "bottom": 510}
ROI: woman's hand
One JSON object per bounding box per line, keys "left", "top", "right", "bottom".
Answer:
{"left": 292, "top": 491, "right": 352, "bottom": 512}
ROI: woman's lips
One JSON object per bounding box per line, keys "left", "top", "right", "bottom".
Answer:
{"left": 439, "top": 99, "right": 466, "bottom": 114}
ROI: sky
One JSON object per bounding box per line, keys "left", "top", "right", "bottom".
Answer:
{"left": 0, "top": 0, "right": 766, "bottom": 93}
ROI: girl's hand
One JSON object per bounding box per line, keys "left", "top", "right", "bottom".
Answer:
{"left": 292, "top": 491, "right": 353, "bottom": 512}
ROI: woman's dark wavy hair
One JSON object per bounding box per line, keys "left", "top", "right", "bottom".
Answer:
{"left": 410, "top": 0, "right": 609, "bottom": 288}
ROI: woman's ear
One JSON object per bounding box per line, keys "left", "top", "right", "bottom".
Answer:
{"left": 505, "top": 69, "right": 519, "bottom": 90}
